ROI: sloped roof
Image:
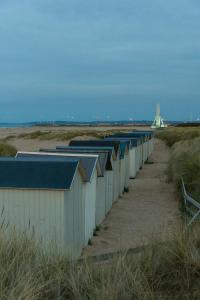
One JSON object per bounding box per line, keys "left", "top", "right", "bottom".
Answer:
{"left": 54, "top": 147, "right": 113, "bottom": 170}
{"left": 104, "top": 138, "right": 130, "bottom": 158}
{"left": 16, "top": 152, "right": 100, "bottom": 181}
{"left": 105, "top": 135, "right": 141, "bottom": 147}
{"left": 0, "top": 158, "right": 79, "bottom": 190}
{"left": 134, "top": 131, "right": 154, "bottom": 138}
{"left": 38, "top": 150, "right": 107, "bottom": 174}
{"left": 55, "top": 146, "right": 115, "bottom": 160}
{"left": 69, "top": 140, "right": 120, "bottom": 156}
{"left": 110, "top": 133, "right": 145, "bottom": 143}
{"left": 112, "top": 132, "right": 149, "bottom": 142}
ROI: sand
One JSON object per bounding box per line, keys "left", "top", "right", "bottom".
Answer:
{"left": 0, "top": 125, "right": 149, "bottom": 151}
{"left": 83, "top": 138, "right": 181, "bottom": 256}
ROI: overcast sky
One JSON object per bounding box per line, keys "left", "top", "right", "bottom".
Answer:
{"left": 0, "top": 0, "right": 200, "bottom": 122}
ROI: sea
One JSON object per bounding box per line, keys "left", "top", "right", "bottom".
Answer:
{"left": 0, "top": 120, "right": 181, "bottom": 128}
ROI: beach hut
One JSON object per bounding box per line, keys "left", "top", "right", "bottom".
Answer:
{"left": 111, "top": 133, "right": 145, "bottom": 168}
{"left": 106, "top": 135, "right": 141, "bottom": 178}
{"left": 16, "top": 151, "right": 100, "bottom": 246}
{"left": 0, "top": 158, "right": 87, "bottom": 258}
{"left": 55, "top": 146, "right": 114, "bottom": 213}
{"left": 104, "top": 138, "right": 130, "bottom": 191}
{"left": 69, "top": 140, "right": 121, "bottom": 202}
{"left": 38, "top": 149, "right": 108, "bottom": 226}
{"left": 134, "top": 131, "right": 154, "bottom": 156}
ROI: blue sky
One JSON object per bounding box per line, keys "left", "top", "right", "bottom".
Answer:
{"left": 0, "top": 0, "right": 200, "bottom": 122}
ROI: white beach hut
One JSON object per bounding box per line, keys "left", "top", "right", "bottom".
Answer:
{"left": 69, "top": 140, "right": 121, "bottom": 203}
{"left": 55, "top": 146, "right": 114, "bottom": 215}
{"left": 0, "top": 158, "right": 87, "bottom": 259}
{"left": 16, "top": 151, "right": 100, "bottom": 247}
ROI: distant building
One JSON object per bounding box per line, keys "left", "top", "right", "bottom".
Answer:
{"left": 151, "top": 104, "right": 167, "bottom": 129}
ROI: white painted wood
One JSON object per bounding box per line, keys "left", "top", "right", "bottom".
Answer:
{"left": 105, "top": 170, "right": 113, "bottom": 213}
{"left": 83, "top": 169, "right": 97, "bottom": 246}
{"left": 0, "top": 189, "right": 65, "bottom": 249}
{"left": 129, "top": 148, "right": 136, "bottom": 178}
{"left": 124, "top": 153, "right": 130, "bottom": 188}
{"left": 112, "top": 158, "right": 119, "bottom": 202}
{"left": 119, "top": 158, "right": 125, "bottom": 195}
{"left": 64, "top": 170, "right": 85, "bottom": 258}
{"left": 95, "top": 176, "right": 106, "bottom": 225}
{"left": 0, "top": 169, "right": 90, "bottom": 259}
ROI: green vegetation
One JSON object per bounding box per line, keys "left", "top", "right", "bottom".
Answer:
{"left": 168, "top": 137, "right": 200, "bottom": 201}
{"left": 2, "top": 226, "right": 200, "bottom": 299}
{"left": 155, "top": 127, "right": 200, "bottom": 147}
{"left": 17, "top": 129, "right": 128, "bottom": 141}
{"left": 156, "top": 127, "right": 200, "bottom": 201}
{"left": 0, "top": 142, "right": 17, "bottom": 157}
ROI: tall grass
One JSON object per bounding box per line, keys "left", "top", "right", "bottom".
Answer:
{"left": 168, "top": 137, "right": 200, "bottom": 201}
{"left": 2, "top": 226, "right": 200, "bottom": 299}
{"left": 17, "top": 129, "right": 130, "bottom": 141}
{"left": 155, "top": 127, "right": 200, "bottom": 147}
{"left": 0, "top": 142, "right": 17, "bottom": 156}
{"left": 18, "top": 130, "right": 107, "bottom": 141}
{"left": 156, "top": 127, "right": 200, "bottom": 202}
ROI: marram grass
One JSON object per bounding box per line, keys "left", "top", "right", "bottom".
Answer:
{"left": 155, "top": 127, "right": 200, "bottom": 147}
{"left": 1, "top": 226, "right": 200, "bottom": 299}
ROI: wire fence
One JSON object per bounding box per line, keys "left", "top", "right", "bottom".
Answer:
{"left": 181, "top": 178, "right": 200, "bottom": 226}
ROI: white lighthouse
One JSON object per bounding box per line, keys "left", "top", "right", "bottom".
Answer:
{"left": 151, "top": 104, "right": 167, "bottom": 129}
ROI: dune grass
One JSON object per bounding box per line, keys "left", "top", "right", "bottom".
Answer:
{"left": 155, "top": 127, "right": 200, "bottom": 147}
{"left": 17, "top": 129, "right": 130, "bottom": 141}
{"left": 168, "top": 137, "right": 200, "bottom": 201}
{"left": 2, "top": 225, "right": 200, "bottom": 299}
{"left": 0, "top": 142, "right": 17, "bottom": 157}
{"left": 156, "top": 127, "right": 200, "bottom": 203}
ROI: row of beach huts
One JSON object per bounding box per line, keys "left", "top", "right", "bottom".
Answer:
{"left": 0, "top": 130, "right": 154, "bottom": 258}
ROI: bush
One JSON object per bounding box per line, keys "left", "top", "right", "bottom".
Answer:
{"left": 0, "top": 142, "right": 17, "bottom": 157}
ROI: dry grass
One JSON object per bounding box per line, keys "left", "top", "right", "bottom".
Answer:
{"left": 0, "top": 142, "right": 17, "bottom": 157}
{"left": 168, "top": 137, "right": 200, "bottom": 201}
{"left": 15, "top": 127, "right": 141, "bottom": 141}
{"left": 2, "top": 225, "right": 200, "bottom": 299}
{"left": 17, "top": 129, "right": 126, "bottom": 141}
{"left": 155, "top": 127, "right": 200, "bottom": 147}
{"left": 156, "top": 127, "right": 200, "bottom": 202}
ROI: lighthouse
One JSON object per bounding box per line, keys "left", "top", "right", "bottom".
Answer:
{"left": 151, "top": 104, "right": 167, "bottom": 129}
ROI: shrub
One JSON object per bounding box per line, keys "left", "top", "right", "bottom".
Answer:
{"left": 0, "top": 142, "right": 17, "bottom": 157}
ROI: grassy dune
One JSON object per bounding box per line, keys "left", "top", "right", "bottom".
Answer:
{"left": 1, "top": 226, "right": 200, "bottom": 299}
{"left": 17, "top": 129, "right": 128, "bottom": 141}
{"left": 156, "top": 127, "right": 200, "bottom": 202}
{"left": 155, "top": 127, "right": 200, "bottom": 147}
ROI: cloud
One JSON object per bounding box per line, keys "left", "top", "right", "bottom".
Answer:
{"left": 0, "top": 0, "right": 200, "bottom": 121}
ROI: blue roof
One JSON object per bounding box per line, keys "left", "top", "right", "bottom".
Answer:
{"left": 0, "top": 158, "right": 79, "bottom": 190}
{"left": 134, "top": 131, "right": 154, "bottom": 138}
{"left": 110, "top": 133, "right": 146, "bottom": 143}
{"left": 16, "top": 152, "right": 98, "bottom": 181}
{"left": 55, "top": 146, "right": 113, "bottom": 170}
{"left": 104, "top": 138, "right": 130, "bottom": 158}
{"left": 69, "top": 140, "right": 120, "bottom": 156}
{"left": 106, "top": 135, "right": 141, "bottom": 147}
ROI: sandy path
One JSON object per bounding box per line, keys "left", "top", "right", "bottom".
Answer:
{"left": 83, "top": 139, "right": 181, "bottom": 256}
